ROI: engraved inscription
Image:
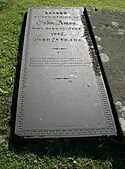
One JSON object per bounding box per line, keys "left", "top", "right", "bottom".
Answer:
{"left": 32, "top": 27, "right": 81, "bottom": 30}
{"left": 30, "top": 9, "right": 84, "bottom": 68}
{"left": 30, "top": 57, "right": 90, "bottom": 67}
{"left": 33, "top": 37, "right": 82, "bottom": 42}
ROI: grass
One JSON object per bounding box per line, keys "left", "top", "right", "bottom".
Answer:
{"left": 1, "top": 0, "right": 125, "bottom": 168}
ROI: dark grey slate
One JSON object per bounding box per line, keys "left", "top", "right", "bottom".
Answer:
{"left": 15, "top": 7, "right": 116, "bottom": 139}
{"left": 86, "top": 8, "right": 125, "bottom": 136}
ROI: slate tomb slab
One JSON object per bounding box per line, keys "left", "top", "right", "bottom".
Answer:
{"left": 15, "top": 7, "right": 116, "bottom": 138}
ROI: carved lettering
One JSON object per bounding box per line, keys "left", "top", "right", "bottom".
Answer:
{"left": 30, "top": 57, "right": 88, "bottom": 68}
{"left": 33, "top": 38, "right": 82, "bottom": 42}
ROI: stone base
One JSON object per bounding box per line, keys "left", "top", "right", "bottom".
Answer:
{"left": 86, "top": 8, "right": 125, "bottom": 140}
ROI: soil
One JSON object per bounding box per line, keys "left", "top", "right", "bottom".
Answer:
{"left": 81, "top": 15, "right": 101, "bottom": 76}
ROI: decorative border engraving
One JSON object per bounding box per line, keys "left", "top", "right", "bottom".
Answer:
{"left": 96, "top": 76, "right": 116, "bottom": 133}
{"left": 16, "top": 8, "right": 116, "bottom": 138}
{"left": 17, "top": 8, "right": 32, "bottom": 132}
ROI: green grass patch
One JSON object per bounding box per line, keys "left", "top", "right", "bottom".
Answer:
{"left": 1, "top": 0, "right": 125, "bottom": 168}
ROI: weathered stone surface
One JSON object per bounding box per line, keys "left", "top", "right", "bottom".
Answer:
{"left": 15, "top": 7, "right": 116, "bottom": 139}
{"left": 86, "top": 8, "right": 125, "bottom": 136}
